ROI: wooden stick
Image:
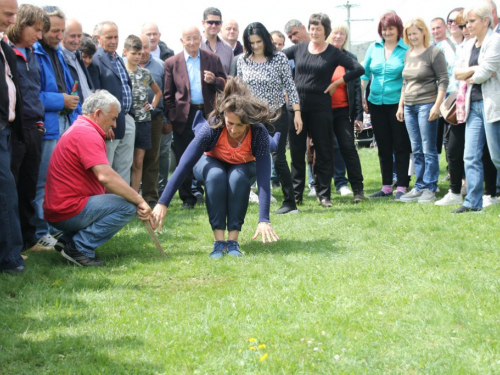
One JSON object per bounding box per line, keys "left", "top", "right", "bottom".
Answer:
{"left": 143, "top": 221, "right": 167, "bottom": 258}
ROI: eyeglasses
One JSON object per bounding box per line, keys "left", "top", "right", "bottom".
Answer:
{"left": 458, "top": 24, "right": 466, "bottom": 29}
{"left": 447, "top": 19, "right": 457, "bottom": 25}
{"left": 206, "top": 20, "right": 222, "bottom": 26}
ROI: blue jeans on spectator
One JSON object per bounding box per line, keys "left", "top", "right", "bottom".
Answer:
{"left": 158, "top": 131, "right": 173, "bottom": 197}
{"left": 50, "top": 194, "right": 137, "bottom": 258}
{"left": 31, "top": 115, "right": 70, "bottom": 239}
{"left": 463, "top": 101, "right": 487, "bottom": 209}
{"left": 404, "top": 103, "right": 439, "bottom": 192}
{"left": 0, "top": 126, "right": 24, "bottom": 270}
{"left": 484, "top": 115, "right": 500, "bottom": 173}
{"left": 332, "top": 133, "right": 348, "bottom": 191}
{"left": 194, "top": 154, "right": 256, "bottom": 232}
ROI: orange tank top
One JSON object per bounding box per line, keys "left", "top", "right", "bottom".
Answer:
{"left": 206, "top": 128, "right": 256, "bottom": 164}
{"left": 331, "top": 65, "right": 349, "bottom": 109}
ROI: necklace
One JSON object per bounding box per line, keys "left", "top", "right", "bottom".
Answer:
{"left": 235, "top": 129, "right": 247, "bottom": 146}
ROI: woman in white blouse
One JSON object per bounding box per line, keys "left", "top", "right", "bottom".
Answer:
{"left": 237, "top": 22, "right": 302, "bottom": 215}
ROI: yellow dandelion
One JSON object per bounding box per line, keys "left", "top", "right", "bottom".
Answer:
{"left": 258, "top": 344, "right": 266, "bottom": 349}
{"left": 249, "top": 338, "right": 256, "bottom": 342}
{"left": 250, "top": 346, "right": 257, "bottom": 351}
{"left": 260, "top": 353, "right": 268, "bottom": 361}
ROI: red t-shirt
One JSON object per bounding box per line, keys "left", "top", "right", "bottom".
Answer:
{"left": 43, "top": 116, "right": 110, "bottom": 222}
{"left": 331, "top": 66, "right": 349, "bottom": 109}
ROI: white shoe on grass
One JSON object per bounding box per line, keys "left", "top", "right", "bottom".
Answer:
{"left": 338, "top": 185, "right": 353, "bottom": 196}
{"left": 435, "top": 190, "right": 463, "bottom": 206}
{"left": 483, "top": 195, "right": 498, "bottom": 208}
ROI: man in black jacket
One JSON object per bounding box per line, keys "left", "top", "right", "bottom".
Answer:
{"left": 141, "top": 23, "right": 174, "bottom": 62}
{"left": 0, "top": 0, "right": 26, "bottom": 274}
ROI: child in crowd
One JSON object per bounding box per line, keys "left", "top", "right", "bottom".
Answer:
{"left": 123, "top": 35, "right": 162, "bottom": 192}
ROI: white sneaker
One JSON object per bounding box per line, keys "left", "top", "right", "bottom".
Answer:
{"left": 483, "top": 195, "right": 498, "bottom": 208}
{"left": 270, "top": 194, "right": 277, "bottom": 203}
{"left": 249, "top": 190, "right": 259, "bottom": 203}
{"left": 338, "top": 185, "right": 353, "bottom": 196}
{"left": 418, "top": 189, "right": 436, "bottom": 204}
{"left": 399, "top": 188, "right": 422, "bottom": 202}
{"left": 37, "top": 234, "right": 57, "bottom": 247}
{"left": 435, "top": 190, "right": 463, "bottom": 206}
{"left": 307, "top": 187, "right": 317, "bottom": 197}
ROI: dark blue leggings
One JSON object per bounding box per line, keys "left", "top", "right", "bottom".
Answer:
{"left": 194, "top": 155, "right": 256, "bottom": 231}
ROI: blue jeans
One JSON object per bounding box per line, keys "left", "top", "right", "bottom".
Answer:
{"left": 0, "top": 127, "right": 24, "bottom": 270}
{"left": 194, "top": 154, "right": 256, "bottom": 232}
{"left": 484, "top": 116, "right": 500, "bottom": 173}
{"left": 31, "top": 115, "right": 70, "bottom": 239}
{"left": 404, "top": 103, "right": 439, "bottom": 192}
{"left": 464, "top": 101, "right": 487, "bottom": 209}
{"left": 50, "top": 194, "right": 137, "bottom": 258}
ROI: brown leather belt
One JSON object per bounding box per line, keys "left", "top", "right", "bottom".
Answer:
{"left": 190, "top": 104, "right": 204, "bottom": 110}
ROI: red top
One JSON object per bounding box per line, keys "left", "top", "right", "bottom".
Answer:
{"left": 205, "top": 127, "right": 255, "bottom": 164}
{"left": 331, "top": 66, "right": 349, "bottom": 109}
{"left": 43, "top": 116, "right": 109, "bottom": 222}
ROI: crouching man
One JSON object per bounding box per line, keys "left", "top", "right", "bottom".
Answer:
{"left": 43, "top": 90, "right": 152, "bottom": 266}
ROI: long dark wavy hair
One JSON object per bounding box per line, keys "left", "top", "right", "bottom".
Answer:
{"left": 208, "top": 77, "right": 279, "bottom": 129}
{"left": 242, "top": 22, "right": 276, "bottom": 62}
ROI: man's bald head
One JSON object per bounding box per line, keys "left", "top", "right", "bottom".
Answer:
{"left": 221, "top": 19, "right": 239, "bottom": 47}
{"left": 63, "top": 19, "right": 83, "bottom": 52}
{"left": 142, "top": 22, "right": 161, "bottom": 51}
{"left": 181, "top": 26, "right": 201, "bottom": 57}
{"left": 139, "top": 34, "right": 151, "bottom": 64}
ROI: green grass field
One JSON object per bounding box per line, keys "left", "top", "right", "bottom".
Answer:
{"left": 1, "top": 147, "right": 500, "bottom": 374}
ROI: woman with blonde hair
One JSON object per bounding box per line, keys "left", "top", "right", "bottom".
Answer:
{"left": 396, "top": 18, "right": 448, "bottom": 203}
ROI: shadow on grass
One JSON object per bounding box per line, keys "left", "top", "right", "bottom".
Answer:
{"left": 243, "top": 238, "right": 345, "bottom": 256}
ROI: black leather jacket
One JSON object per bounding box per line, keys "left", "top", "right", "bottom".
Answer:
{"left": 342, "top": 49, "right": 363, "bottom": 122}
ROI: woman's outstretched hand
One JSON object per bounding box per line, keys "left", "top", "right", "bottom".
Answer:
{"left": 150, "top": 203, "right": 168, "bottom": 232}
{"left": 252, "top": 222, "right": 280, "bottom": 243}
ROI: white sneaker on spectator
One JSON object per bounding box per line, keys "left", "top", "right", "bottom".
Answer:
{"left": 435, "top": 190, "right": 463, "bottom": 206}
{"left": 249, "top": 190, "right": 259, "bottom": 203}
{"left": 37, "top": 234, "right": 57, "bottom": 247}
{"left": 307, "top": 186, "right": 317, "bottom": 197}
{"left": 483, "top": 195, "right": 498, "bottom": 208}
{"left": 270, "top": 194, "right": 277, "bottom": 203}
{"left": 418, "top": 189, "right": 436, "bottom": 204}
{"left": 399, "top": 188, "right": 422, "bottom": 202}
{"left": 338, "top": 185, "right": 353, "bottom": 196}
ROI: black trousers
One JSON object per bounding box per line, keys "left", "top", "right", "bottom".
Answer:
{"left": 447, "top": 123, "right": 465, "bottom": 194}
{"left": 332, "top": 106, "right": 364, "bottom": 192}
{"left": 173, "top": 108, "right": 202, "bottom": 205}
{"left": 289, "top": 110, "right": 333, "bottom": 201}
{"left": 269, "top": 106, "right": 295, "bottom": 208}
{"left": 10, "top": 127, "right": 43, "bottom": 248}
{"left": 369, "top": 102, "right": 411, "bottom": 187}
{"left": 447, "top": 123, "right": 497, "bottom": 195}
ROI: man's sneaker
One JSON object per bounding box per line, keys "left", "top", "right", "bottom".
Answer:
{"left": 352, "top": 190, "right": 365, "bottom": 203}
{"left": 61, "top": 242, "right": 105, "bottom": 267}
{"left": 249, "top": 190, "right": 259, "bottom": 203}
{"left": 209, "top": 241, "right": 227, "bottom": 259}
{"left": 338, "top": 185, "right": 353, "bottom": 196}
{"left": 394, "top": 191, "right": 405, "bottom": 201}
{"left": 435, "top": 190, "right": 463, "bottom": 206}
{"left": 451, "top": 205, "right": 482, "bottom": 214}
{"left": 418, "top": 189, "right": 436, "bottom": 204}
{"left": 37, "top": 234, "right": 57, "bottom": 247}
{"left": 399, "top": 188, "right": 422, "bottom": 202}
{"left": 368, "top": 190, "right": 393, "bottom": 198}
{"left": 274, "top": 205, "right": 299, "bottom": 214}
{"left": 307, "top": 186, "right": 317, "bottom": 197}
{"left": 318, "top": 198, "right": 332, "bottom": 208}
{"left": 226, "top": 240, "right": 242, "bottom": 257}
{"left": 483, "top": 195, "right": 498, "bottom": 208}
{"left": 54, "top": 235, "right": 70, "bottom": 253}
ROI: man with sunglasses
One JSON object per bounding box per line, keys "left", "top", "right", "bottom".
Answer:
{"left": 200, "top": 7, "right": 233, "bottom": 75}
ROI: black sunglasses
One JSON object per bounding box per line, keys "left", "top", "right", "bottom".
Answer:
{"left": 206, "top": 20, "right": 222, "bottom": 26}
{"left": 458, "top": 24, "right": 466, "bottom": 29}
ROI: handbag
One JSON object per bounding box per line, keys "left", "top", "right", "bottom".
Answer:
{"left": 440, "top": 91, "right": 458, "bottom": 125}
